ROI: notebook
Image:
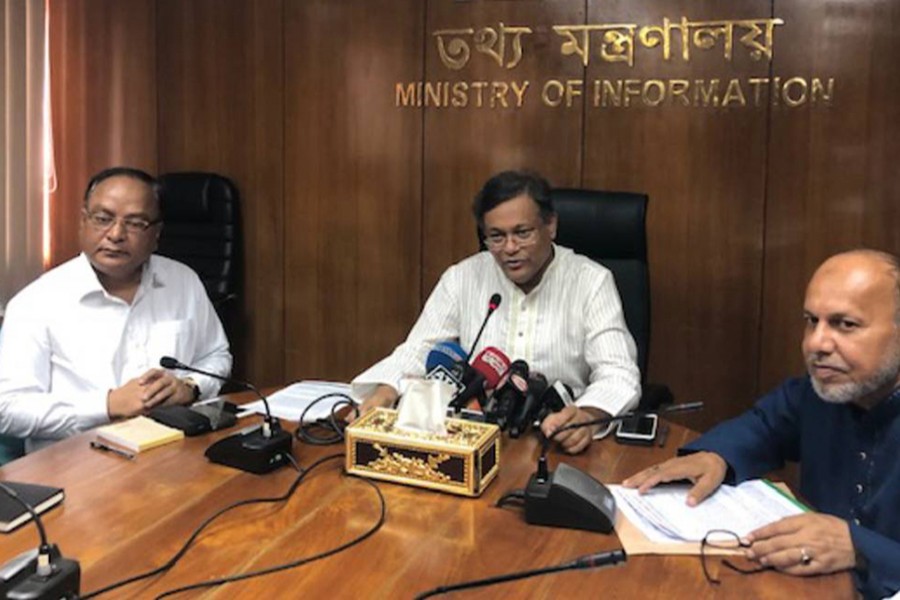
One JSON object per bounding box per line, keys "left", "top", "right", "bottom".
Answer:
{"left": 0, "top": 481, "right": 65, "bottom": 533}
{"left": 96, "top": 416, "right": 185, "bottom": 453}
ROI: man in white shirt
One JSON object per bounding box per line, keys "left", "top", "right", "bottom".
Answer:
{"left": 0, "top": 167, "right": 232, "bottom": 452}
{"left": 352, "top": 170, "right": 640, "bottom": 453}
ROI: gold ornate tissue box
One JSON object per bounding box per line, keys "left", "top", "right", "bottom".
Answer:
{"left": 345, "top": 408, "right": 501, "bottom": 497}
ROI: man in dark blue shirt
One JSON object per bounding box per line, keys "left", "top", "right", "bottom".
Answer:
{"left": 624, "top": 249, "right": 900, "bottom": 599}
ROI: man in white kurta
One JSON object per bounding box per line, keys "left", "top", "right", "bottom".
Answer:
{"left": 353, "top": 170, "right": 640, "bottom": 453}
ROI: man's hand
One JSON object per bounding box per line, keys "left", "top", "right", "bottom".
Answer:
{"left": 540, "top": 406, "right": 605, "bottom": 454}
{"left": 137, "top": 369, "right": 195, "bottom": 409}
{"left": 107, "top": 377, "right": 149, "bottom": 419}
{"left": 347, "top": 384, "right": 399, "bottom": 423}
{"left": 621, "top": 451, "right": 728, "bottom": 506}
{"left": 745, "top": 513, "right": 856, "bottom": 575}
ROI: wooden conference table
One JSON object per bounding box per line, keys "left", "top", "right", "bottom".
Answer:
{"left": 0, "top": 396, "right": 854, "bottom": 599}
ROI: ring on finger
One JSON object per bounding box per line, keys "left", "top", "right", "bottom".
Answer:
{"left": 799, "top": 547, "right": 812, "bottom": 565}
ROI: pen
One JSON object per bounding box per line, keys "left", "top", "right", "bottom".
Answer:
{"left": 657, "top": 422, "right": 670, "bottom": 448}
{"left": 90, "top": 440, "right": 136, "bottom": 460}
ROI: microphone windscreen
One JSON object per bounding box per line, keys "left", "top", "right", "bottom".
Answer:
{"left": 425, "top": 341, "right": 467, "bottom": 373}
{"left": 541, "top": 380, "right": 575, "bottom": 413}
{"left": 159, "top": 356, "right": 182, "bottom": 369}
{"left": 488, "top": 293, "right": 502, "bottom": 311}
{"left": 471, "top": 347, "right": 511, "bottom": 390}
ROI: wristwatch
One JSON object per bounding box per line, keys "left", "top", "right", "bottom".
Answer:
{"left": 183, "top": 377, "right": 201, "bottom": 402}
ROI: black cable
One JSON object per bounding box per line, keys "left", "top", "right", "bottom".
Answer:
{"left": 80, "top": 453, "right": 343, "bottom": 599}
{"left": 413, "top": 549, "right": 626, "bottom": 599}
{"left": 494, "top": 489, "right": 526, "bottom": 508}
{"left": 154, "top": 470, "right": 386, "bottom": 599}
{"left": 295, "top": 392, "right": 358, "bottom": 445}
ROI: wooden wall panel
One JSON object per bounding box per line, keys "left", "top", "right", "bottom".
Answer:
{"left": 283, "top": 1, "right": 425, "bottom": 381}
{"left": 759, "top": 0, "right": 900, "bottom": 391}
{"left": 48, "top": 0, "right": 157, "bottom": 267}
{"left": 156, "top": 0, "right": 285, "bottom": 385}
{"left": 583, "top": 0, "right": 772, "bottom": 429}
{"left": 422, "top": 0, "right": 586, "bottom": 293}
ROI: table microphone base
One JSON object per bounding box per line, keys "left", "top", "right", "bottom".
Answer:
{"left": 205, "top": 424, "right": 293, "bottom": 475}
{"left": 524, "top": 463, "right": 616, "bottom": 533}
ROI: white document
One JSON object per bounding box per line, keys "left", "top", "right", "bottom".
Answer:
{"left": 609, "top": 480, "right": 806, "bottom": 543}
{"left": 240, "top": 381, "right": 356, "bottom": 423}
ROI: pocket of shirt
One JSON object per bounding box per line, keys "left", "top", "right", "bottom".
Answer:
{"left": 147, "top": 320, "right": 193, "bottom": 367}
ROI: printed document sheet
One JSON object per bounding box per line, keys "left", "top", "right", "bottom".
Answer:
{"left": 609, "top": 480, "right": 806, "bottom": 543}
{"left": 241, "top": 381, "right": 356, "bottom": 423}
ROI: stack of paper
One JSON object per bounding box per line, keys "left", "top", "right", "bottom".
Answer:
{"left": 96, "top": 416, "right": 185, "bottom": 453}
{"left": 241, "top": 381, "right": 355, "bottom": 423}
{"left": 609, "top": 480, "right": 807, "bottom": 544}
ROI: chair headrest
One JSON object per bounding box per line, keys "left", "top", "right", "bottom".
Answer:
{"left": 159, "top": 172, "right": 238, "bottom": 223}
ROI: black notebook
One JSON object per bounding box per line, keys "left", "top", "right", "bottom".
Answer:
{"left": 0, "top": 482, "right": 65, "bottom": 533}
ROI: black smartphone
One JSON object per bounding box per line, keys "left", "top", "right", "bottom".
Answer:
{"left": 615, "top": 414, "right": 658, "bottom": 446}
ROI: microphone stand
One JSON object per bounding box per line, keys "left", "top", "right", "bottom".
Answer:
{"left": 0, "top": 483, "right": 80, "bottom": 599}
{"left": 160, "top": 357, "right": 292, "bottom": 475}
{"left": 504, "top": 402, "right": 703, "bottom": 533}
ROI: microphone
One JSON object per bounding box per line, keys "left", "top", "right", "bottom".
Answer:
{"left": 509, "top": 373, "right": 548, "bottom": 439}
{"left": 424, "top": 341, "right": 467, "bottom": 396}
{"left": 539, "top": 380, "right": 575, "bottom": 416}
{"left": 514, "top": 402, "right": 706, "bottom": 533}
{"left": 464, "top": 293, "right": 502, "bottom": 363}
{"left": 486, "top": 360, "right": 529, "bottom": 430}
{"left": 449, "top": 347, "right": 510, "bottom": 413}
{"left": 159, "top": 356, "right": 292, "bottom": 475}
{"left": 0, "top": 483, "right": 80, "bottom": 599}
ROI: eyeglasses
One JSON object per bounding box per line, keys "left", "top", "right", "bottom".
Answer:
{"left": 700, "top": 529, "right": 772, "bottom": 585}
{"left": 83, "top": 210, "right": 161, "bottom": 234}
{"left": 483, "top": 226, "right": 539, "bottom": 249}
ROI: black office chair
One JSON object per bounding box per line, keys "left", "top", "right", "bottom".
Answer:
{"left": 478, "top": 188, "right": 672, "bottom": 410}
{"left": 156, "top": 172, "right": 241, "bottom": 333}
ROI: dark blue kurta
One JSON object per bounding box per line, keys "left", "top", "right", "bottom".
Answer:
{"left": 684, "top": 377, "right": 900, "bottom": 599}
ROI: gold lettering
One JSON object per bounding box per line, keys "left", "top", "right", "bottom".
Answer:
{"left": 510, "top": 81, "right": 530, "bottom": 107}
{"left": 600, "top": 80, "right": 623, "bottom": 107}
{"left": 642, "top": 79, "right": 666, "bottom": 106}
{"left": 473, "top": 23, "right": 533, "bottom": 69}
{"left": 695, "top": 79, "right": 720, "bottom": 107}
{"left": 471, "top": 81, "right": 488, "bottom": 107}
{"left": 748, "top": 78, "right": 769, "bottom": 107}
{"left": 811, "top": 78, "right": 834, "bottom": 105}
{"left": 721, "top": 79, "right": 746, "bottom": 107}
{"left": 639, "top": 17, "right": 690, "bottom": 61}
{"left": 691, "top": 21, "right": 735, "bottom": 61}
{"left": 735, "top": 18, "right": 784, "bottom": 61}
{"left": 623, "top": 79, "right": 641, "bottom": 107}
{"left": 566, "top": 79, "right": 583, "bottom": 107}
{"left": 782, "top": 77, "right": 808, "bottom": 107}
{"left": 600, "top": 26, "right": 638, "bottom": 66}
{"left": 553, "top": 25, "right": 592, "bottom": 66}
{"left": 396, "top": 83, "right": 418, "bottom": 107}
{"left": 668, "top": 79, "right": 690, "bottom": 106}
{"left": 542, "top": 80, "right": 565, "bottom": 107}
{"left": 772, "top": 76, "right": 781, "bottom": 106}
{"left": 424, "top": 82, "right": 443, "bottom": 107}
{"left": 491, "top": 81, "right": 509, "bottom": 108}
{"left": 433, "top": 29, "right": 474, "bottom": 70}
{"left": 452, "top": 82, "right": 468, "bottom": 108}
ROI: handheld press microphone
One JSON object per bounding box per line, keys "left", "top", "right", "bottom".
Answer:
{"left": 449, "top": 346, "right": 510, "bottom": 413}
{"left": 424, "top": 341, "right": 468, "bottom": 396}
{"left": 509, "top": 373, "right": 548, "bottom": 439}
{"left": 464, "top": 293, "right": 502, "bottom": 363}
{"left": 159, "top": 356, "right": 292, "bottom": 475}
{"left": 0, "top": 483, "right": 80, "bottom": 599}
{"left": 486, "top": 360, "right": 529, "bottom": 430}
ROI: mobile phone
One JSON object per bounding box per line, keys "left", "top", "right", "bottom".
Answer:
{"left": 615, "top": 414, "right": 658, "bottom": 446}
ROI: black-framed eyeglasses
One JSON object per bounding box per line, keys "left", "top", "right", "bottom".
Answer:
{"left": 483, "top": 226, "right": 539, "bottom": 249}
{"left": 83, "top": 210, "right": 161, "bottom": 234}
{"left": 700, "top": 529, "right": 773, "bottom": 585}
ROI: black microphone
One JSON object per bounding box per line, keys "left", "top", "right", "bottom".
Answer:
{"left": 509, "top": 373, "right": 548, "bottom": 439}
{"left": 0, "top": 483, "right": 80, "bottom": 599}
{"left": 159, "top": 356, "right": 292, "bottom": 474}
{"left": 464, "top": 293, "right": 502, "bottom": 363}
{"left": 486, "top": 360, "right": 528, "bottom": 431}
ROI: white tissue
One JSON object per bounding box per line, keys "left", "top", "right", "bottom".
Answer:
{"left": 395, "top": 379, "right": 454, "bottom": 435}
